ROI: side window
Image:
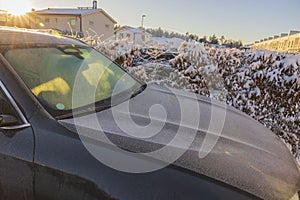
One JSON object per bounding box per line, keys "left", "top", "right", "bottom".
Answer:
{"left": 70, "top": 19, "right": 76, "bottom": 27}
{"left": 0, "top": 90, "right": 17, "bottom": 116}
{"left": 0, "top": 82, "right": 29, "bottom": 128}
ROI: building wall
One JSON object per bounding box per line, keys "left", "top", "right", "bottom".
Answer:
{"left": 81, "top": 12, "right": 114, "bottom": 40}
{"left": 27, "top": 11, "right": 115, "bottom": 39}
{"left": 252, "top": 32, "right": 300, "bottom": 53}
{"left": 0, "top": 10, "right": 7, "bottom": 25}
{"left": 115, "top": 29, "right": 151, "bottom": 44}
{"left": 28, "top": 14, "right": 81, "bottom": 33}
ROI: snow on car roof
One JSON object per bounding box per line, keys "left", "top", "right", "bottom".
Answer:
{"left": 0, "top": 27, "right": 86, "bottom": 46}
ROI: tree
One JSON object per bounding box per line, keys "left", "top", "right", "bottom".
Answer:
{"left": 199, "top": 35, "right": 207, "bottom": 43}
{"left": 219, "top": 35, "right": 225, "bottom": 45}
{"left": 223, "top": 39, "right": 243, "bottom": 48}
{"left": 145, "top": 27, "right": 187, "bottom": 39}
{"left": 157, "top": 27, "right": 164, "bottom": 37}
{"left": 209, "top": 34, "right": 219, "bottom": 44}
{"left": 185, "top": 32, "right": 199, "bottom": 41}
{"left": 114, "top": 24, "right": 121, "bottom": 31}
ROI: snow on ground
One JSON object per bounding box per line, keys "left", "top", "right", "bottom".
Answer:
{"left": 89, "top": 37, "right": 300, "bottom": 165}
{"left": 147, "top": 37, "right": 184, "bottom": 51}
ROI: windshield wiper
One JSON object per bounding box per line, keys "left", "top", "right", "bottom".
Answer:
{"left": 58, "top": 46, "right": 84, "bottom": 60}
{"left": 56, "top": 103, "right": 112, "bottom": 120}
{"left": 56, "top": 84, "right": 147, "bottom": 120}
{"left": 131, "top": 84, "right": 147, "bottom": 99}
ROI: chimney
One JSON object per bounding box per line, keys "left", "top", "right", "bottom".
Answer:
{"left": 93, "top": 0, "right": 97, "bottom": 9}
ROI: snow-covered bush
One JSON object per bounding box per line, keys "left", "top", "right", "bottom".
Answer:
{"left": 169, "top": 41, "right": 221, "bottom": 96}
{"left": 146, "top": 37, "right": 185, "bottom": 51}
{"left": 170, "top": 45, "right": 299, "bottom": 156}
{"left": 93, "top": 38, "right": 142, "bottom": 68}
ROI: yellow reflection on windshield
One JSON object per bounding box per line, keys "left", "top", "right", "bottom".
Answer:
{"left": 32, "top": 77, "right": 70, "bottom": 96}
{"left": 82, "top": 63, "right": 113, "bottom": 86}
{"left": 82, "top": 62, "right": 115, "bottom": 100}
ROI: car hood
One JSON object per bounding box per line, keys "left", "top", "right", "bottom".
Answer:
{"left": 59, "top": 84, "right": 300, "bottom": 200}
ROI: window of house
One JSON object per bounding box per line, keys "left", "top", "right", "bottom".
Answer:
{"left": 120, "top": 33, "right": 124, "bottom": 39}
{"left": 105, "top": 24, "right": 110, "bottom": 29}
{"left": 141, "top": 35, "right": 146, "bottom": 41}
{"left": 70, "top": 19, "right": 76, "bottom": 26}
{"left": 89, "top": 20, "right": 94, "bottom": 26}
{"left": 295, "top": 38, "right": 300, "bottom": 47}
{"left": 45, "top": 18, "right": 50, "bottom": 23}
{"left": 35, "top": 17, "right": 40, "bottom": 24}
{"left": 55, "top": 18, "right": 58, "bottom": 23}
{"left": 126, "top": 33, "right": 130, "bottom": 38}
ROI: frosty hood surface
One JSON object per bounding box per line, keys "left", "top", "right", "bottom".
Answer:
{"left": 59, "top": 84, "right": 300, "bottom": 200}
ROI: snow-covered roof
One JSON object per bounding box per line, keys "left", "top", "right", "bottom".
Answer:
{"left": 30, "top": 8, "right": 117, "bottom": 23}
{"left": 115, "top": 26, "right": 151, "bottom": 35}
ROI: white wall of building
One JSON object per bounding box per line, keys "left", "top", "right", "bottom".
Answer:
{"left": 28, "top": 11, "right": 115, "bottom": 39}
{"left": 115, "top": 29, "right": 151, "bottom": 44}
{"left": 81, "top": 12, "right": 114, "bottom": 40}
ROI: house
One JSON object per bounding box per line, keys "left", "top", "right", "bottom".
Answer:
{"left": 115, "top": 26, "right": 152, "bottom": 44}
{"left": 252, "top": 30, "right": 300, "bottom": 53}
{"left": 0, "top": 9, "right": 7, "bottom": 26}
{"left": 27, "top": 1, "right": 117, "bottom": 39}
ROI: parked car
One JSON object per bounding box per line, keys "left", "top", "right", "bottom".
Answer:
{"left": 0, "top": 27, "right": 299, "bottom": 200}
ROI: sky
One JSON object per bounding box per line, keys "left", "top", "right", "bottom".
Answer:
{"left": 0, "top": 0, "right": 300, "bottom": 44}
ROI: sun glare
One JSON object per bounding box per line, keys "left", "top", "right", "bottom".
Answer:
{"left": 3, "top": 0, "right": 32, "bottom": 15}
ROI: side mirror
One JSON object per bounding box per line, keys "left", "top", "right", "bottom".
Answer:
{"left": 0, "top": 114, "right": 19, "bottom": 127}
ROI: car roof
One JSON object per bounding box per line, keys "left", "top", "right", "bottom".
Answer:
{"left": 0, "top": 26, "right": 87, "bottom": 46}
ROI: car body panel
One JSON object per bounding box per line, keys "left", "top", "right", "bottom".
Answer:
{"left": 29, "top": 111, "right": 257, "bottom": 200}
{"left": 0, "top": 62, "right": 35, "bottom": 199}
{"left": 59, "top": 84, "right": 300, "bottom": 200}
{"left": 0, "top": 129, "right": 35, "bottom": 199}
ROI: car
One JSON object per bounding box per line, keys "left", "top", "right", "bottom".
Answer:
{"left": 0, "top": 27, "right": 299, "bottom": 200}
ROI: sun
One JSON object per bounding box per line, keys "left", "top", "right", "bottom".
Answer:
{"left": 2, "top": 0, "right": 32, "bottom": 15}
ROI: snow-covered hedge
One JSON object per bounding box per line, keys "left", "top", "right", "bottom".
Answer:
{"left": 91, "top": 38, "right": 300, "bottom": 164}
{"left": 210, "top": 48, "right": 300, "bottom": 158}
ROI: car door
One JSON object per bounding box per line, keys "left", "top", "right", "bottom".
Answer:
{"left": 0, "top": 80, "right": 35, "bottom": 199}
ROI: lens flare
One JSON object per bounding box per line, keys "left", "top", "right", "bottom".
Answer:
{"left": 2, "top": 0, "right": 32, "bottom": 16}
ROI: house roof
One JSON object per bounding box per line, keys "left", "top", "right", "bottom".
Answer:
{"left": 115, "top": 26, "right": 151, "bottom": 35}
{"left": 30, "top": 8, "right": 117, "bottom": 24}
